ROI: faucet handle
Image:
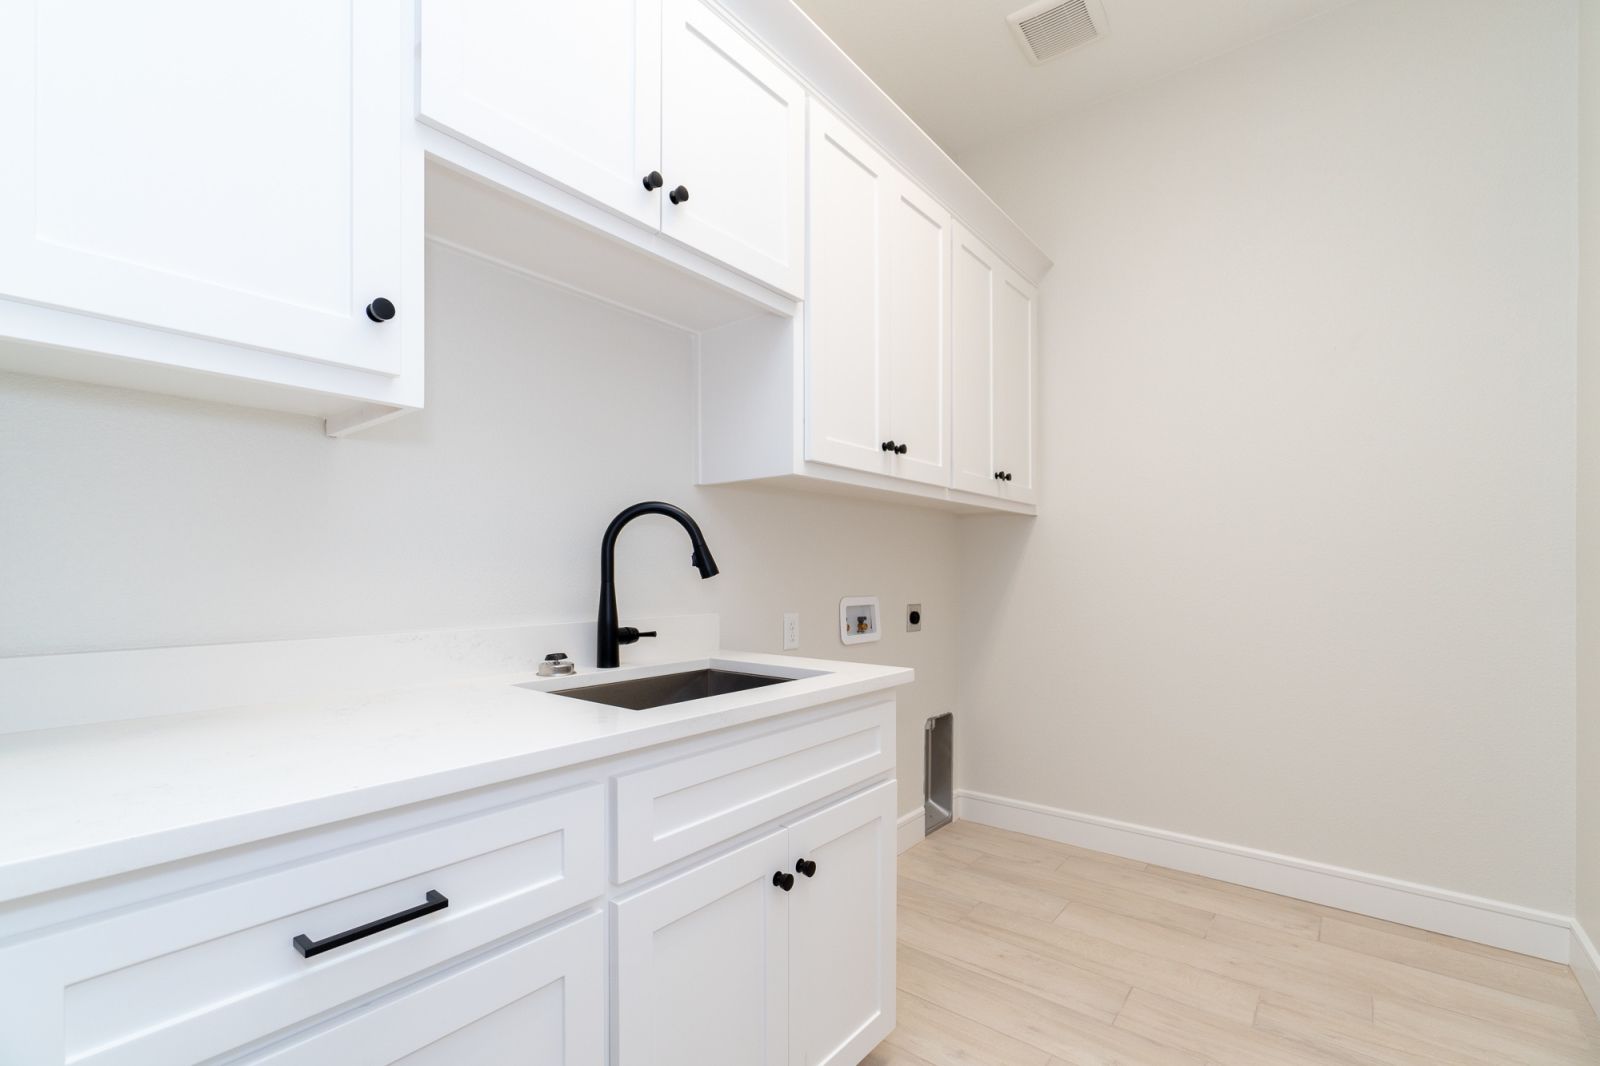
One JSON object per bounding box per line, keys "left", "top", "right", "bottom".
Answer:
{"left": 616, "top": 627, "right": 657, "bottom": 646}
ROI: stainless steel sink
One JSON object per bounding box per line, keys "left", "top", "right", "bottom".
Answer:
{"left": 548, "top": 668, "right": 794, "bottom": 710}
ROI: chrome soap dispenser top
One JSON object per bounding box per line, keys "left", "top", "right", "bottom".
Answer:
{"left": 596, "top": 501, "right": 719, "bottom": 669}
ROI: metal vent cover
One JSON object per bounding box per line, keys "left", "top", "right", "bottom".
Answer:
{"left": 1007, "top": 0, "right": 1108, "bottom": 65}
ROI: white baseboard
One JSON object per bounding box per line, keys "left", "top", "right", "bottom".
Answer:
{"left": 897, "top": 808, "right": 925, "bottom": 854}
{"left": 954, "top": 789, "right": 1573, "bottom": 964}
{"left": 1573, "top": 921, "right": 1600, "bottom": 1021}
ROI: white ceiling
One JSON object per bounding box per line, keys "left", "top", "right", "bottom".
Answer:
{"left": 792, "top": 0, "right": 1354, "bottom": 156}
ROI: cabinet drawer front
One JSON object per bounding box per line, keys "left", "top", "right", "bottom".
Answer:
{"left": 30, "top": 784, "right": 603, "bottom": 1066}
{"left": 614, "top": 703, "right": 894, "bottom": 881}
{"left": 240, "top": 910, "right": 605, "bottom": 1065}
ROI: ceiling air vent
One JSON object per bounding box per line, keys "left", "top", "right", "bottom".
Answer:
{"left": 1007, "top": 0, "right": 1108, "bottom": 65}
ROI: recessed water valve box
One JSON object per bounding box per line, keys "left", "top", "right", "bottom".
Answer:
{"left": 839, "top": 596, "right": 881, "bottom": 645}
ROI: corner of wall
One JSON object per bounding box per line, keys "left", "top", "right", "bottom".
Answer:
{"left": 1577, "top": 0, "right": 1600, "bottom": 954}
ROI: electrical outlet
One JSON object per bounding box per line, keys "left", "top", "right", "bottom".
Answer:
{"left": 907, "top": 603, "right": 922, "bottom": 632}
{"left": 782, "top": 612, "right": 800, "bottom": 651}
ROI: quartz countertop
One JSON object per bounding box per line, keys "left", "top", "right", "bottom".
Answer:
{"left": 0, "top": 652, "right": 912, "bottom": 904}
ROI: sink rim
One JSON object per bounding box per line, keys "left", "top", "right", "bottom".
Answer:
{"left": 545, "top": 666, "right": 798, "bottom": 711}
{"left": 515, "top": 658, "right": 831, "bottom": 708}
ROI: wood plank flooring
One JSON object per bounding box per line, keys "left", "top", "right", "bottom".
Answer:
{"left": 863, "top": 821, "right": 1600, "bottom": 1066}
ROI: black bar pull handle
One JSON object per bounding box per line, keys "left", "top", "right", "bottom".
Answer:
{"left": 293, "top": 889, "right": 448, "bottom": 958}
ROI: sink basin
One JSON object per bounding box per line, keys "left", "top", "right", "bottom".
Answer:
{"left": 548, "top": 668, "right": 794, "bottom": 710}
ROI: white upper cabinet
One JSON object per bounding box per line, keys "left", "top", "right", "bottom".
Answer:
{"left": 881, "top": 178, "right": 951, "bottom": 487}
{"left": 993, "top": 261, "right": 1037, "bottom": 502}
{"left": 805, "top": 100, "right": 949, "bottom": 486}
{"left": 805, "top": 105, "right": 889, "bottom": 474}
{"left": 0, "top": 0, "right": 409, "bottom": 378}
{"left": 418, "top": 0, "right": 662, "bottom": 229}
{"left": 421, "top": 0, "right": 805, "bottom": 298}
{"left": 660, "top": 0, "right": 806, "bottom": 296}
{"left": 951, "top": 222, "right": 1036, "bottom": 504}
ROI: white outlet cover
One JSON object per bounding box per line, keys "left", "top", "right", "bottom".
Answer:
{"left": 839, "top": 596, "right": 881, "bottom": 645}
{"left": 782, "top": 612, "right": 800, "bottom": 651}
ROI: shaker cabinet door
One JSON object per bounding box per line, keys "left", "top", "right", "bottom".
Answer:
{"left": 613, "top": 830, "right": 790, "bottom": 1066}
{"left": 0, "top": 0, "right": 408, "bottom": 375}
{"left": 805, "top": 102, "right": 891, "bottom": 475}
{"left": 785, "top": 782, "right": 897, "bottom": 1066}
{"left": 992, "top": 263, "right": 1037, "bottom": 503}
{"left": 881, "top": 177, "right": 951, "bottom": 487}
{"left": 660, "top": 0, "right": 806, "bottom": 296}
{"left": 951, "top": 223, "right": 1035, "bottom": 502}
{"left": 951, "top": 222, "right": 1000, "bottom": 496}
{"left": 806, "top": 99, "right": 950, "bottom": 486}
{"left": 419, "top": 0, "right": 663, "bottom": 228}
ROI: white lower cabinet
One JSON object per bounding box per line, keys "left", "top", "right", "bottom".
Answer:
{"left": 0, "top": 700, "right": 898, "bottom": 1066}
{"left": 614, "top": 781, "right": 897, "bottom": 1066}
{"left": 0, "top": 784, "right": 605, "bottom": 1066}
{"left": 614, "top": 829, "right": 792, "bottom": 1066}
{"left": 787, "top": 782, "right": 897, "bottom": 1066}
{"left": 238, "top": 912, "right": 605, "bottom": 1066}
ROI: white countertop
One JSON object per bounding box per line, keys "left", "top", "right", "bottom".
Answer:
{"left": 0, "top": 652, "right": 912, "bottom": 904}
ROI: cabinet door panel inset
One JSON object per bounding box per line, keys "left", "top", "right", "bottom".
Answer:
{"left": 882, "top": 180, "right": 950, "bottom": 487}
{"left": 787, "top": 782, "right": 897, "bottom": 1066}
{"left": 419, "top": 0, "right": 661, "bottom": 228}
{"left": 994, "top": 271, "right": 1037, "bottom": 502}
{"left": 805, "top": 111, "right": 888, "bottom": 474}
{"left": 661, "top": 0, "right": 805, "bottom": 296}
{"left": 613, "top": 831, "right": 789, "bottom": 1066}
{"left": 0, "top": 0, "right": 405, "bottom": 374}
{"left": 950, "top": 224, "right": 998, "bottom": 496}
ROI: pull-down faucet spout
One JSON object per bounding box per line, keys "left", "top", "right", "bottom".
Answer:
{"left": 597, "top": 502, "right": 719, "bottom": 669}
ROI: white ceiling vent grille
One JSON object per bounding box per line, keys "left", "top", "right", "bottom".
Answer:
{"left": 1007, "top": 0, "right": 1108, "bottom": 65}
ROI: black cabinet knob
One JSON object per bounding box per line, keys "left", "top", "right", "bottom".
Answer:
{"left": 881, "top": 441, "right": 908, "bottom": 455}
{"left": 365, "top": 297, "right": 395, "bottom": 323}
{"left": 796, "top": 858, "right": 817, "bottom": 878}
{"left": 772, "top": 870, "right": 795, "bottom": 891}
{"left": 1005, "top": 472, "right": 1014, "bottom": 482}
{"left": 994, "top": 471, "right": 1005, "bottom": 480}
{"left": 669, "top": 184, "right": 690, "bottom": 205}
{"left": 882, "top": 441, "right": 896, "bottom": 453}
{"left": 642, "top": 170, "right": 664, "bottom": 191}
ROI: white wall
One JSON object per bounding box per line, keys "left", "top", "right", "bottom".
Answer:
{"left": 956, "top": 0, "right": 1579, "bottom": 913}
{"left": 0, "top": 243, "right": 960, "bottom": 818}
{"left": 1578, "top": 0, "right": 1600, "bottom": 942}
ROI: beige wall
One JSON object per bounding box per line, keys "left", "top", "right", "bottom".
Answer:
{"left": 956, "top": 0, "right": 1579, "bottom": 912}
{"left": 0, "top": 244, "right": 960, "bottom": 819}
{"left": 1579, "top": 0, "right": 1600, "bottom": 939}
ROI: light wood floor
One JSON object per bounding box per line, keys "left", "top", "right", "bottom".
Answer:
{"left": 864, "top": 821, "right": 1600, "bottom": 1066}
